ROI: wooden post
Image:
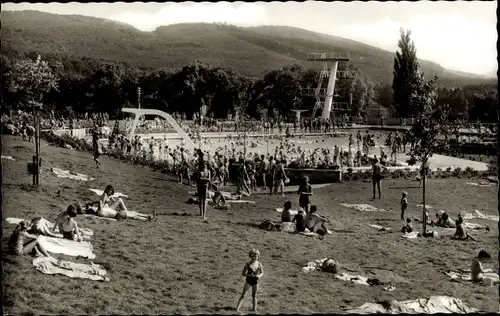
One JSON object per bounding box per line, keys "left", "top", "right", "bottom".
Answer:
{"left": 35, "top": 110, "right": 40, "bottom": 186}
{"left": 32, "top": 155, "right": 36, "bottom": 186}
{"left": 422, "top": 161, "right": 427, "bottom": 234}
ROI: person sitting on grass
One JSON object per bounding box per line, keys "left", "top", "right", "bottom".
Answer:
{"left": 281, "top": 201, "right": 293, "bottom": 223}
{"left": 432, "top": 211, "right": 456, "bottom": 228}
{"left": 53, "top": 204, "right": 83, "bottom": 241}
{"left": 305, "top": 205, "right": 332, "bottom": 235}
{"left": 471, "top": 250, "right": 491, "bottom": 282}
{"left": 293, "top": 208, "right": 306, "bottom": 233}
{"left": 236, "top": 249, "right": 264, "bottom": 313}
{"left": 401, "top": 218, "right": 413, "bottom": 233}
{"left": 8, "top": 221, "right": 51, "bottom": 257}
{"left": 297, "top": 176, "right": 313, "bottom": 213}
{"left": 95, "top": 185, "right": 153, "bottom": 221}
{"left": 453, "top": 213, "right": 471, "bottom": 240}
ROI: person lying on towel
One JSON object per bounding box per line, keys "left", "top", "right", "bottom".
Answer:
{"left": 8, "top": 221, "right": 51, "bottom": 257}
{"left": 53, "top": 204, "right": 84, "bottom": 241}
{"left": 304, "top": 205, "right": 332, "bottom": 235}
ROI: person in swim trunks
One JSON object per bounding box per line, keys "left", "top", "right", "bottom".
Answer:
{"left": 236, "top": 248, "right": 264, "bottom": 313}
{"left": 196, "top": 157, "right": 211, "bottom": 220}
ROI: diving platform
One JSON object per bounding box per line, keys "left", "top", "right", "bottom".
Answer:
{"left": 307, "top": 52, "right": 350, "bottom": 61}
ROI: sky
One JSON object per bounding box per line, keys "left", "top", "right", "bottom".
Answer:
{"left": 3, "top": 1, "right": 498, "bottom": 76}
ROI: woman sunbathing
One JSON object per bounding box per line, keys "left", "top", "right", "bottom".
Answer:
{"left": 97, "top": 185, "right": 128, "bottom": 218}
{"left": 53, "top": 204, "right": 83, "bottom": 241}
{"left": 9, "top": 221, "right": 51, "bottom": 257}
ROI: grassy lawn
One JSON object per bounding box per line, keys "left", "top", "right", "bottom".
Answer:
{"left": 2, "top": 135, "right": 498, "bottom": 314}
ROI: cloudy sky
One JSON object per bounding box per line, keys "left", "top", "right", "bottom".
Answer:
{"left": 3, "top": 1, "right": 497, "bottom": 75}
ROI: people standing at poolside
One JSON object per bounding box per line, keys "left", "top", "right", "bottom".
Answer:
{"left": 371, "top": 157, "right": 386, "bottom": 199}
{"left": 272, "top": 159, "right": 288, "bottom": 197}
{"left": 195, "top": 156, "right": 211, "bottom": 220}
{"left": 259, "top": 155, "right": 269, "bottom": 191}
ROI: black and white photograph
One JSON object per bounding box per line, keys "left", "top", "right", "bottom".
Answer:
{"left": 1, "top": 1, "right": 498, "bottom": 314}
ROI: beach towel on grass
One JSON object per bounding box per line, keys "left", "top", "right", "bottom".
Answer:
{"left": 344, "top": 296, "right": 477, "bottom": 314}
{"left": 33, "top": 256, "right": 109, "bottom": 282}
{"left": 188, "top": 191, "right": 255, "bottom": 204}
{"left": 369, "top": 224, "right": 391, "bottom": 231}
{"left": 6, "top": 217, "right": 93, "bottom": 239}
{"left": 1, "top": 155, "right": 15, "bottom": 161}
{"left": 416, "top": 204, "right": 433, "bottom": 209}
{"left": 89, "top": 189, "right": 128, "bottom": 198}
{"left": 341, "top": 204, "right": 389, "bottom": 212}
{"left": 38, "top": 235, "right": 96, "bottom": 260}
{"left": 466, "top": 181, "right": 495, "bottom": 187}
{"left": 402, "top": 232, "right": 420, "bottom": 239}
{"left": 463, "top": 210, "right": 499, "bottom": 222}
{"left": 83, "top": 214, "right": 117, "bottom": 221}
{"left": 52, "top": 167, "right": 94, "bottom": 181}
{"left": 445, "top": 269, "right": 499, "bottom": 284}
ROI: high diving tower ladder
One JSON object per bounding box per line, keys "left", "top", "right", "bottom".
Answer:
{"left": 302, "top": 52, "right": 352, "bottom": 119}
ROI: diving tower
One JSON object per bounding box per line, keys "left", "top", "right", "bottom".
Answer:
{"left": 304, "top": 52, "right": 353, "bottom": 119}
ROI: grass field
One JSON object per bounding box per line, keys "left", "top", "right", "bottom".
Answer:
{"left": 2, "top": 135, "right": 498, "bottom": 314}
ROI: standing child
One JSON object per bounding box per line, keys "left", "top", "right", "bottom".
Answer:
{"left": 297, "top": 176, "right": 313, "bottom": 213}
{"left": 236, "top": 249, "right": 264, "bottom": 313}
{"left": 400, "top": 191, "right": 408, "bottom": 221}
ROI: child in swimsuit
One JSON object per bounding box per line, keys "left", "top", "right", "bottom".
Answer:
{"left": 236, "top": 249, "right": 264, "bottom": 313}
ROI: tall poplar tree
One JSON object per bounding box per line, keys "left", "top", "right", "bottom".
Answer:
{"left": 392, "top": 28, "right": 420, "bottom": 118}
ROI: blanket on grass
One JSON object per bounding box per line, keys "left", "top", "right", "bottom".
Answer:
{"left": 6, "top": 217, "right": 93, "bottom": 239}
{"left": 344, "top": 296, "right": 478, "bottom": 314}
{"left": 188, "top": 190, "right": 255, "bottom": 204}
{"left": 89, "top": 188, "right": 129, "bottom": 198}
{"left": 302, "top": 258, "right": 395, "bottom": 290}
{"left": 259, "top": 220, "right": 320, "bottom": 237}
{"left": 52, "top": 167, "right": 94, "bottom": 181}
{"left": 416, "top": 204, "right": 433, "bottom": 209}
{"left": 341, "top": 204, "right": 389, "bottom": 212}
{"left": 38, "top": 235, "right": 96, "bottom": 260}
{"left": 463, "top": 210, "right": 499, "bottom": 222}
{"left": 33, "top": 256, "right": 109, "bottom": 281}
{"left": 466, "top": 181, "right": 495, "bottom": 187}
{"left": 445, "top": 269, "right": 499, "bottom": 285}
{"left": 1, "top": 155, "right": 15, "bottom": 161}
{"left": 83, "top": 214, "right": 117, "bottom": 221}
{"left": 275, "top": 208, "right": 298, "bottom": 216}
{"left": 369, "top": 224, "right": 391, "bottom": 231}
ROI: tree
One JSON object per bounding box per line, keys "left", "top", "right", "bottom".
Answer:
{"left": 392, "top": 28, "right": 420, "bottom": 118}
{"left": 406, "top": 73, "right": 461, "bottom": 234}
{"left": 8, "top": 54, "right": 59, "bottom": 186}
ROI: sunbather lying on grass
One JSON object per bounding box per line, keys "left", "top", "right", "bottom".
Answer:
{"left": 8, "top": 221, "right": 51, "bottom": 257}
{"left": 53, "top": 204, "right": 84, "bottom": 241}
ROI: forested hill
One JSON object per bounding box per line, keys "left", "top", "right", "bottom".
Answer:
{"left": 1, "top": 10, "right": 496, "bottom": 87}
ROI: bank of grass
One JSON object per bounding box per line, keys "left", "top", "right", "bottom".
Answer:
{"left": 2, "top": 135, "right": 498, "bottom": 314}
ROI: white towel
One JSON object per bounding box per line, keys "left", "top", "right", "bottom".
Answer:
{"left": 445, "top": 270, "right": 499, "bottom": 284}
{"left": 33, "top": 257, "right": 109, "bottom": 281}
{"left": 38, "top": 235, "right": 96, "bottom": 259}
{"left": 51, "top": 167, "right": 95, "bottom": 181}
{"left": 463, "top": 210, "right": 499, "bottom": 222}
{"left": 341, "top": 204, "right": 389, "bottom": 212}
{"left": 416, "top": 204, "right": 433, "bottom": 209}
{"left": 345, "top": 296, "right": 478, "bottom": 314}
{"left": 466, "top": 182, "right": 495, "bottom": 187}
{"left": 83, "top": 214, "right": 117, "bottom": 221}
{"left": 402, "top": 232, "right": 420, "bottom": 239}
{"left": 335, "top": 272, "right": 370, "bottom": 286}
{"left": 1, "top": 155, "right": 15, "bottom": 161}
{"left": 89, "top": 189, "right": 129, "bottom": 198}
{"left": 368, "top": 224, "right": 391, "bottom": 231}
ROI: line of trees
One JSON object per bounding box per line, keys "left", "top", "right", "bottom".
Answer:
{"left": 2, "top": 48, "right": 497, "bottom": 122}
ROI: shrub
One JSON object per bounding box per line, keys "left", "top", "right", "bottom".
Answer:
{"left": 452, "top": 167, "right": 462, "bottom": 177}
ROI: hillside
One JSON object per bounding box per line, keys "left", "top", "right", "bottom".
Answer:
{"left": 1, "top": 10, "right": 496, "bottom": 87}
